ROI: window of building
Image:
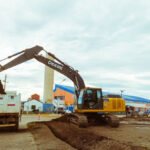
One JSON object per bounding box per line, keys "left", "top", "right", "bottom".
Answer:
{"left": 9, "top": 95, "right": 14, "bottom": 100}
{"left": 54, "top": 96, "right": 65, "bottom": 100}
{"left": 0, "top": 97, "right": 3, "bottom": 100}
{"left": 11, "top": 96, "right": 14, "bottom": 99}
{"left": 31, "top": 105, "right": 36, "bottom": 110}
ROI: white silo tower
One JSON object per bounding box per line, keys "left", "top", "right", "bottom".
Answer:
{"left": 43, "top": 53, "right": 54, "bottom": 103}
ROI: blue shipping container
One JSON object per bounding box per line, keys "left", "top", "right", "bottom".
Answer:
{"left": 43, "top": 104, "right": 54, "bottom": 112}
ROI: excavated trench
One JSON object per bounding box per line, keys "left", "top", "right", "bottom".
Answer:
{"left": 44, "top": 120, "right": 148, "bottom": 150}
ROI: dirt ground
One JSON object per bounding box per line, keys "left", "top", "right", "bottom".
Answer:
{"left": 1, "top": 115, "right": 149, "bottom": 150}
{"left": 29, "top": 123, "right": 76, "bottom": 150}
{"left": 89, "top": 124, "right": 150, "bottom": 149}
{"left": 29, "top": 118, "right": 150, "bottom": 150}
{"left": 45, "top": 121, "right": 148, "bottom": 150}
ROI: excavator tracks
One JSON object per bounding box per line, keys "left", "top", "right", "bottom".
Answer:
{"left": 106, "top": 115, "right": 120, "bottom": 127}
{"left": 55, "top": 113, "right": 119, "bottom": 128}
{"left": 86, "top": 113, "right": 120, "bottom": 128}
{"left": 67, "top": 113, "right": 88, "bottom": 128}
{"left": 55, "top": 113, "right": 88, "bottom": 128}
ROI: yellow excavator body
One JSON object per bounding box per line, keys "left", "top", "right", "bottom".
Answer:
{"left": 76, "top": 97, "right": 125, "bottom": 113}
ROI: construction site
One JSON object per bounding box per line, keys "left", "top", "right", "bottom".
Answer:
{"left": 0, "top": 46, "right": 150, "bottom": 150}
{"left": 1, "top": 1, "right": 150, "bottom": 150}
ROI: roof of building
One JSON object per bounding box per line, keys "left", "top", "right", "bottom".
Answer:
{"left": 54, "top": 84, "right": 75, "bottom": 94}
{"left": 24, "top": 99, "right": 43, "bottom": 103}
{"left": 54, "top": 84, "right": 150, "bottom": 103}
{"left": 122, "top": 95, "right": 150, "bottom": 103}
{"left": 125, "top": 102, "right": 150, "bottom": 108}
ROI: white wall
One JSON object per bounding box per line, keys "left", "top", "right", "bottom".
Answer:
{"left": 24, "top": 99, "right": 43, "bottom": 112}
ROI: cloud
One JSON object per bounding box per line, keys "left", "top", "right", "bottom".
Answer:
{"left": 0, "top": 0, "right": 150, "bottom": 100}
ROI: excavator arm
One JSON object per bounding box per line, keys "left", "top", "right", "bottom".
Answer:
{"left": 0, "top": 46, "right": 85, "bottom": 98}
{"left": 0, "top": 46, "right": 43, "bottom": 72}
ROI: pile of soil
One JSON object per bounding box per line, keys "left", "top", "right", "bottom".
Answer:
{"left": 45, "top": 121, "right": 147, "bottom": 150}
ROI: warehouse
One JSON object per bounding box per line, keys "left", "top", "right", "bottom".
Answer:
{"left": 53, "top": 84, "right": 75, "bottom": 105}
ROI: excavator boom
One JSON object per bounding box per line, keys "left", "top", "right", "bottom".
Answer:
{"left": 0, "top": 45, "right": 85, "bottom": 98}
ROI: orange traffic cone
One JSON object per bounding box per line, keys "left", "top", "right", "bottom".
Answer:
{"left": 38, "top": 112, "right": 40, "bottom": 120}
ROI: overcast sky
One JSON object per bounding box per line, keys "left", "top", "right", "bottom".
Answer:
{"left": 0, "top": 0, "right": 150, "bottom": 101}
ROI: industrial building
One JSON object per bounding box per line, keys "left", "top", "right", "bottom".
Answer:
{"left": 53, "top": 84, "right": 150, "bottom": 113}
{"left": 53, "top": 84, "right": 75, "bottom": 105}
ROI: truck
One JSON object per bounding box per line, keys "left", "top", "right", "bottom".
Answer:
{"left": 0, "top": 89, "right": 21, "bottom": 131}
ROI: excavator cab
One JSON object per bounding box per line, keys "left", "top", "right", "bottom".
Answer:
{"left": 77, "top": 88, "right": 103, "bottom": 110}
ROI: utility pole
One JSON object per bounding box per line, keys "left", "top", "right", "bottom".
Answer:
{"left": 3, "top": 74, "right": 7, "bottom": 90}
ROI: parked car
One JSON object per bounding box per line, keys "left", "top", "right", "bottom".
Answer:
{"left": 65, "top": 109, "right": 72, "bottom": 114}
{"left": 54, "top": 107, "right": 65, "bottom": 114}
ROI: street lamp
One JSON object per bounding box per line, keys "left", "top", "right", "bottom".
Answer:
{"left": 120, "top": 90, "right": 125, "bottom": 98}
{"left": 59, "top": 78, "right": 66, "bottom": 85}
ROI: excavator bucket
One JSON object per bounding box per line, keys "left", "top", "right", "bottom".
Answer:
{"left": 0, "top": 80, "right": 6, "bottom": 94}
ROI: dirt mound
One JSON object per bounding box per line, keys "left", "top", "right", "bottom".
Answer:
{"left": 46, "top": 121, "right": 105, "bottom": 150}
{"left": 45, "top": 121, "right": 147, "bottom": 150}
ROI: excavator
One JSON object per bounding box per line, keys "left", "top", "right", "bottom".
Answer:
{"left": 0, "top": 46, "right": 125, "bottom": 127}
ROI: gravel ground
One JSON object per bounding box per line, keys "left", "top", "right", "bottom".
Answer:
{"left": 89, "top": 124, "right": 150, "bottom": 149}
